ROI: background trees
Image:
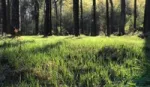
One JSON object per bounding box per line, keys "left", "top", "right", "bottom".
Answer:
{"left": 0, "top": 0, "right": 147, "bottom": 36}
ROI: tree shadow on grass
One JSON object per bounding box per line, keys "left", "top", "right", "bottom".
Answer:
{"left": 64, "top": 36, "right": 86, "bottom": 40}
{"left": 135, "top": 38, "right": 150, "bottom": 86}
{"left": 31, "top": 41, "right": 63, "bottom": 53}
{"left": 0, "top": 40, "right": 35, "bottom": 48}
{"left": 0, "top": 40, "right": 65, "bottom": 86}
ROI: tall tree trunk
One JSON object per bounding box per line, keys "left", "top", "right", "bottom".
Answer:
{"left": 134, "top": 0, "right": 137, "bottom": 31}
{"left": 91, "top": 0, "right": 97, "bottom": 36}
{"left": 19, "top": 0, "right": 21, "bottom": 32}
{"left": 7, "top": 0, "right": 11, "bottom": 34}
{"left": 119, "top": 0, "right": 125, "bottom": 35}
{"left": 54, "top": 0, "right": 58, "bottom": 35}
{"left": 49, "top": 0, "right": 52, "bottom": 35}
{"left": 106, "top": 0, "right": 110, "bottom": 36}
{"left": 44, "top": 0, "right": 50, "bottom": 36}
{"left": 12, "top": 0, "right": 19, "bottom": 35}
{"left": 2, "top": 0, "right": 7, "bottom": 35}
{"left": 73, "top": 0, "right": 80, "bottom": 36}
{"left": 59, "top": 0, "right": 63, "bottom": 35}
{"left": 110, "top": 0, "right": 114, "bottom": 33}
{"left": 144, "top": 0, "right": 150, "bottom": 34}
{"left": 35, "top": 0, "right": 39, "bottom": 35}
{"left": 80, "top": 0, "right": 83, "bottom": 34}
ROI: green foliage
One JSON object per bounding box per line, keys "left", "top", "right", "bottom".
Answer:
{"left": 0, "top": 36, "right": 149, "bottom": 86}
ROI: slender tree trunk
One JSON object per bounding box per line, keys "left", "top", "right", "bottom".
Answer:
{"left": 2, "top": 0, "right": 7, "bottom": 35}
{"left": 80, "top": 0, "right": 83, "bottom": 34}
{"left": 134, "top": 0, "right": 137, "bottom": 31}
{"left": 109, "top": 0, "right": 114, "bottom": 33}
{"left": 19, "top": 0, "right": 21, "bottom": 32}
{"left": 91, "top": 0, "right": 97, "bottom": 36}
{"left": 12, "top": 0, "right": 19, "bottom": 35}
{"left": 73, "top": 0, "right": 80, "bottom": 36}
{"left": 119, "top": 0, "right": 125, "bottom": 35}
{"left": 59, "top": 0, "right": 63, "bottom": 35}
{"left": 106, "top": 0, "right": 110, "bottom": 36}
{"left": 44, "top": 0, "right": 50, "bottom": 36}
{"left": 54, "top": 0, "right": 58, "bottom": 35}
{"left": 143, "top": 1, "right": 147, "bottom": 34}
{"left": 7, "top": 0, "right": 11, "bottom": 34}
{"left": 49, "top": 0, "right": 52, "bottom": 35}
{"left": 35, "top": 0, "right": 39, "bottom": 35}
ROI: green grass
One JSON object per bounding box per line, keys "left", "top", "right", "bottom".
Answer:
{"left": 0, "top": 35, "right": 150, "bottom": 87}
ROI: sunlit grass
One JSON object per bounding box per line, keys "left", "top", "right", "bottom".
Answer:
{"left": 0, "top": 36, "right": 149, "bottom": 87}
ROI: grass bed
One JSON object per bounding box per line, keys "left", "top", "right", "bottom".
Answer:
{"left": 0, "top": 36, "right": 150, "bottom": 87}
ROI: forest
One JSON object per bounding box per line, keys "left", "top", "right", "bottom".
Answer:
{"left": 0, "top": 0, "right": 150, "bottom": 87}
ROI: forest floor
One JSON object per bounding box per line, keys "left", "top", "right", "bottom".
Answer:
{"left": 0, "top": 35, "right": 150, "bottom": 87}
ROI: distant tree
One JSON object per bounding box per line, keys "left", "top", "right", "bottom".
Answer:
{"left": 80, "top": 0, "right": 83, "bottom": 34}
{"left": 12, "top": 0, "right": 19, "bottom": 35}
{"left": 109, "top": 0, "right": 114, "bottom": 33}
{"left": 119, "top": 0, "right": 126, "bottom": 35}
{"left": 134, "top": 0, "right": 137, "bottom": 31}
{"left": 73, "top": 0, "right": 80, "bottom": 36}
{"left": 34, "top": 0, "right": 39, "bottom": 35}
{"left": 2, "top": 0, "right": 7, "bottom": 35}
{"left": 106, "top": 0, "right": 110, "bottom": 36}
{"left": 144, "top": 0, "right": 150, "bottom": 34}
{"left": 91, "top": 0, "right": 97, "bottom": 36}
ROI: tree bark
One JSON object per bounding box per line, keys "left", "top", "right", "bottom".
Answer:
{"left": 59, "top": 0, "right": 63, "bottom": 35}
{"left": 19, "top": 0, "right": 21, "bottom": 32}
{"left": 2, "top": 0, "right": 7, "bottom": 35}
{"left": 110, "top": 0, "right": 114, "bottom": 33}
{"left": 35, "top": 0, "right": 39, "bottom": 35}
{"left": 106, "top": 0, "right": 110, "bottom": 36}
{"left": 144, "top": 0, "right": 150, "bottom": 34}
{"left": 12, "top": 0, "right": 19, "bottom": 35}
{"left": 91, "top": 0, "right": 97, "bottom": 36}
{"left": 49, "top": 0, "right": 52, "bottom": 35}
{"left": 134, "top": 0, "right": 137, "bottom": 31}
{"left": 44, "top": 0, "right": 51, "bottom": 36}
{"left": 119, "top": 0, "right": 126, "bottom": 35}
{"left": 73, "top": 0, "right": 80, "bottom": 36}
{"left": 80, "top": 0, "right": 83, "bottom": 34}
{"left": 7, "top": 0, "right": 11, "bottom": 34}
{"left": 54, "top": 0, "right": 58, "bottom": 35}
